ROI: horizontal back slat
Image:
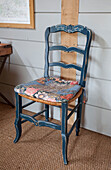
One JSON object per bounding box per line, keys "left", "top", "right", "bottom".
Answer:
{"left": 49, "top": 62, "right": 82, "bottom": 71}
{"left": 49, "top": 45, "right": 85, "bottom": 54}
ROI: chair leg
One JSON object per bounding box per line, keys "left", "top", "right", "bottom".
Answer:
{"left": 45, "top": 104, "right": 49, "bottom": 121}
{"left": 61, "top": 102, "right": 68, "bottom": 165}
{"left": 14, "top": 93, "right": 22, "bottom": 143}
{"left": 76, "top": 91, "right": 83, "bottom": 136}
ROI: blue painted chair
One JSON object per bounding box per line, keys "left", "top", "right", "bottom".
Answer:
{"left": 14, "top": 24, "right": 92, "bottom": 164}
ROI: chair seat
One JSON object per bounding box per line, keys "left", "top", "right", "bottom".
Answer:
{"left": 14, "top": 77, "right": 81, "bottom": 103}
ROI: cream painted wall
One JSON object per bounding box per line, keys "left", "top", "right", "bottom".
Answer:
{"left": 78, "top": 0, "right": 111, "bottom": 136}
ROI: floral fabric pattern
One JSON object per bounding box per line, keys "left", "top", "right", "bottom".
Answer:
{"left": 14, "top": 77, "right": 81, "bottom": 103}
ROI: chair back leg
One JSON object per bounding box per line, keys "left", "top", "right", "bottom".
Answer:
{"left": 61, "top": 102, "right": 68, "bottom": 165}
{"left": 45, "top": 104, "right": 49, "bottom": 121}
{"left": 14, "top": 93, "right": 22, "bottom": 143}
{"left": 76, "top": 90, "right": 84, "bottom": 136}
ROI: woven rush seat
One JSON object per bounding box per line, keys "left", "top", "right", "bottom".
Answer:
{"left": 14, "top": 77, "right": 81, "bottom": 103}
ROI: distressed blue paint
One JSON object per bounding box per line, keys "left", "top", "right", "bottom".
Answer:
{"left": 67, "top": 119, "right": 78, "bottom": 137}
{"left": 38, "top": 120, "right": 61, "bottom": 130}
{"left": 76, "top": 90, "right": 84, "bottom": 136}
{"left": 61, "top": 102, "right": 68, "bottom": 165}
{"left": 44, "top": 24, "right": 92, "bottom": 88}
{"left": 14, "top": 24, "right": 92, "bottom": 165}
{"left": 44, "top": 27, "right": 50, "bottom": 78}
{"left": 83, "top": 32, "right": 92, "bottom": 83}
{"left": 45, "top": 104, "right": 49, "bottom": 121}
{"left": 50, "top": 105, "right": 73, "bottom": 111}
{"left": 20, "top": 113, "right": 38, "bottom": 126}
{"left": 22, "top": 101, "right": 35, "bottom": 109}
{"left": 49, "top": 45, "right": 85, "bottom": 54}
{"left": 50, "top": 24, "right": 88, "bottom": 34}
{"left": 20, "top": 112, "right": 61, "bottom": 130}
{"left": 80, "top": 31, "right": 92, "bottom": 87}
{"left": 67, "top": 103, "right": 79, "bottom": 120}
{"left": 14, "top": 93, "right": 22, "bottom": 143}
{"left": 21, "top": 109, "right": 46, "bottom": 124}
{"left": 49, "top": 62, "right": 82, "bottom": 71}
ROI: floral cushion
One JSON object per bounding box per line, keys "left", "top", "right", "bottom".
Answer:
{"left": 14, "top": 77, "right": 81, "bottom": 103}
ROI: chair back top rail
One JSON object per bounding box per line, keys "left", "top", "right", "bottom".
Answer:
{"left": 50, "top": 24, "right": 88, "bottom": 34}
{"left": 44, "top": 24, "right": 92, "bottom": 87}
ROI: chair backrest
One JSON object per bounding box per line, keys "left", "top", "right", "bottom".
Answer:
{"left": 44, "top": 24, "right": 92, "bottom": 87}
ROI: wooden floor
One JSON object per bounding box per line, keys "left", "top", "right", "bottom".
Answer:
{"left": 0, "top": 102, "right": 111, "bottom": 170}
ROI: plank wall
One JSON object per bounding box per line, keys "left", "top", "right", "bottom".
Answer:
{"left": 78, "top": 0, "right": 111, "bottom": 136}
{"left": 0, "top": 0, "right": 61, "bottom": 120}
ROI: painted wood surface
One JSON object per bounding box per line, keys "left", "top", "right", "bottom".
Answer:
{"left": 79, "top": 0, "right": 111, "bottom": 13}
{"left": 35, "top": 0, "right": 61, "bottom": 12}
{"left": 78, "top": 14, "right": 111, "bottom": 48}
{"left": 0, "top": 14, "right": 61, "bottom": 43}
{"left": 1, "top": 83, "right": 58, "bottom": 119}
{"left": 1, "top": 63, "right": 111, "bottom": 111}
{"left": 1, "top": 14, "right": 111, "bottom": 48}
{"left": 1, "top": 39, "right": 45, "bottom": 68}
{"left": 0, "top": 0, "right": 111, "bottom": 136}
{"left": 78, "top": 1, "right": 111, "bottom": 136}
{"left": 1, "top": 82, "right": 111, "bottom": 137}
{"left": 1, "top": 40, "right": 111, "bottom": 82}
{"left": 0, "top": 63, "right": 60, "bottom": 86}
{"left": 82, "top": 104, "right": 111, "bottom": 137}
{"left": 0, "top": 39, "right": 61, "bottom": 74}
{"left": 86, "top": 78, "right": 111, "bottom": 110}
{"left": 77, "top": 47, "right": 111, "bottom": 80}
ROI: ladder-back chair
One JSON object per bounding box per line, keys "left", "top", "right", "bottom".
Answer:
{"left": 14, "top": 24, "right": 92, "bottom": 164}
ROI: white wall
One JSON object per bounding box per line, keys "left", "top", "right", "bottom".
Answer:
{"left": 0, "top": 0, "right": 111, "bottom": 137}
{"left": 0, "top": 0, "right": 61, "bottom": 120}
{"left": 78, "top": 0, "right": 111, "bottom": 136}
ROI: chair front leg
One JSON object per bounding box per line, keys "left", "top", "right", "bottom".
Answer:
{"left": 61, "top": 102, "right": 68, "bottom": 165}
{"left": 76, "top": 90, "right": 84, "bottom": 136}
{"left": 45, "top": 104, "right": 49, "bottom": 121}
{"left": 14, "top": 93, "right": 22, "bottom": 143}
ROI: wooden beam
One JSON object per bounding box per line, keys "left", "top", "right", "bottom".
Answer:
{"left": 61, "top": 0, "right": 79, "bottom": 124}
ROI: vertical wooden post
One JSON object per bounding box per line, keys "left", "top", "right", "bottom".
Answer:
{"left": 61, "top": 0, "right": 79, "bottom": 124}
